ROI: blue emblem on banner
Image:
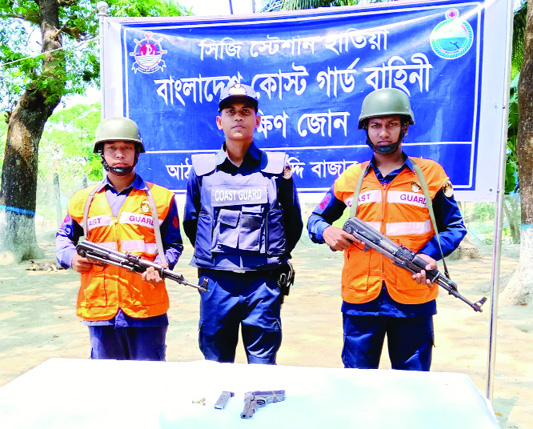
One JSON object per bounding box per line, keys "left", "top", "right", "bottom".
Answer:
{"left": 430, "top": 9, "right": 474, "bottom": 60}
{"left": 130, "top": 31, "right": 167, "bottom": 74}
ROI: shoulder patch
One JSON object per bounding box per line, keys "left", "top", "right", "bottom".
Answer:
{"left": 442, "top": 180, "right": 454, "bottom": 198}
{"left": 282, "top": 161, "right": 293, "bottom": 179}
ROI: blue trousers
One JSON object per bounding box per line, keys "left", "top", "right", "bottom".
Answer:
{"left": 88, "top": 326, "right": 167, "bottom": 361}
{"left": 342, "top": 314, "right": 434, "bottom": 370}
{"left": 198, "top": 269, "right": 282, "bottom": 364}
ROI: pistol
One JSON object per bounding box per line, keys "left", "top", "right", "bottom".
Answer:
{"left": 240, "top": 390, "right": 285, "bottom": 419}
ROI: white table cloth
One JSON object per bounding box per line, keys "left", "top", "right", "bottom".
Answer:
{"left": 0, "top": 358, "right": 499, "bottom": 428}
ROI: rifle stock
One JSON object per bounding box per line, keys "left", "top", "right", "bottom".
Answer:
{"left": 76, "top": 240, "right": 208, "bottom": 292}
{"left": 343, "top": 217, "right": 486, "bottom": 312}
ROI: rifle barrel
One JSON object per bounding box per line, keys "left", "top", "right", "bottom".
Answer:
{"left": 343, "top": 218, "right": 486, "bottom": 313}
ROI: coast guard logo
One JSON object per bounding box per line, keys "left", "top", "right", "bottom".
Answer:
{"left": 430, "top": 9, "right": 474, "bottom": 60}
{"left": 229, "top": 83, "right": 247, "bottom": 95}
{"left": 140, "top": 200, "right": 151, "bottom": 213}
{"left": 130, "top": 31, "right": 167, "bottom": 74}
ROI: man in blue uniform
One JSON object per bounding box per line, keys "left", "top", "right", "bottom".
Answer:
{"left": 184, "top": 82, "right": 303, "bottom": 364}
{"left": 308, "top": 88, "right": 466, "bottom": 370}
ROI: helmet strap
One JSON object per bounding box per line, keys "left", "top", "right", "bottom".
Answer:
{"left": 99, "top": 147, "right": 140, "bottom": 176}
{"left": 366, "top": 138, "right": 400, "bottom": 155}
{"left": 364, "top": 120, "right": 409, "bottom": 156}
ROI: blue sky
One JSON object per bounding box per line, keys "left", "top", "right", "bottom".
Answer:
{"left": 178, "top": 0, "right": 526, "bottom": 14}
{"left": 177, "top": 0, "right": 256, "bottom": 16}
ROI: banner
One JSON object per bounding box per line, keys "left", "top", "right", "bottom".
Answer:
{"left": 102, "top": 0, "right": 511, "bottom": 201}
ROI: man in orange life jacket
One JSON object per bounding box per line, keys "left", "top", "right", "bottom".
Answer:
{"left": 56, "top": 117, "right": 183, "bottom": 361}
{"left": 307, "top": 88, "right": 466, "bottom": 370}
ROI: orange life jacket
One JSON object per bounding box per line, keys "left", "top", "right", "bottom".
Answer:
{"left": 334, "top": 158, "right": 448, "bottom": 305}
{"left": 68, "top": 182, "right": 175, "bottom": 321}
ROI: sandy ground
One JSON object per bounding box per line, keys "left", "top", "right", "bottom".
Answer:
{"left": 0, "top": 233, "right": 531, "bottom": 428}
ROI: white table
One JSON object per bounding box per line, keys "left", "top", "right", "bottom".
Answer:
{"left": 0, "top": 359, "right": 498, "bottom": 428}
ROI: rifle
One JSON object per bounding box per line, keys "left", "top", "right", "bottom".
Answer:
{"left": 241, "top": 390, "right": 286, "bottom": 419}
{"left": 76, "top": 240, "right": 208, "bottom": 292}
{"left": 342, "top": 217, "right": 486, "bottom": 312}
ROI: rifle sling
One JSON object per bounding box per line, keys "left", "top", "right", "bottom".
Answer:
{"left": 144, "top": 185, "right": 167, "bottom": 265}
{"left": 82, "top": 184, "right": 99, "bottom": 237}
{"left": 349, "top": 163, "right": 371, "bottom": 218}
{"left": 409, "top": 158, "right": 449, "bottom": 278}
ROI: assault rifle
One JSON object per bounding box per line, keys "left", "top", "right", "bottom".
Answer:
{"left": 343, "top": 217, "right": 486, "bottom": 312}
{"left": 241, "top": 390, "right": 286, "bottom": 419}
{"left": 76, "top": 240, "right": 208, "bottom": 292}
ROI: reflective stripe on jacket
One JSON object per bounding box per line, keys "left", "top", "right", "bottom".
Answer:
{"left": 68, "top": 183, "right": 174, "bottom": 321}
{"left": 334, "top": 158, "right": 448, "bottom": 305}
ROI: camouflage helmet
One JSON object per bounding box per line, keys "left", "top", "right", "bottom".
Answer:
{"left": 93, "top": 117, "right": 145, "bottom": 153}
{"left": 358, "top": 88, "right": 415, "bottom": 129}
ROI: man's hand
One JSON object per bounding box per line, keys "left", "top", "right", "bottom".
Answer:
{"left": 71, "top": 253, "right": 94, "bottom": 273}
{"left": 142, "top": 264, "right": 167, "bottom": 286}
{"left": 412, "top": 254, "right": 438, "bottom": 287}
{"left": 323, "top": 226, "right": 358, "bottom": 251}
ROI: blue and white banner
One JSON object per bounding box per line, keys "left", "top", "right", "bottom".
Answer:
{"left": 102, "top": 0, "right": 512, "bottom": 201}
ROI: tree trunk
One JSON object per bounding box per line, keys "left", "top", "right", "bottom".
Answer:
{"left": 0, "top": 0, "right": 63, "bottom": 264}
{"left": 503, "top": 195, "right": 520, "bottom": 244}
{"left": 502, "top": 228, "right": 533, "bottom": 305}
{"left": 503, "top": 3, "right": 533, "bottom": 304}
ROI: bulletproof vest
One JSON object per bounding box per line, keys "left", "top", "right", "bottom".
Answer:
{"left": 191, "top": 151, "right": 287, "bottom": 267}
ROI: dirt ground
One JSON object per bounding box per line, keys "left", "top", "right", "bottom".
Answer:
{"left": 0, "top": 232, "right": 531, "bottom": 428}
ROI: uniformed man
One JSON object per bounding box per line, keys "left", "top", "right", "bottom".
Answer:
{"left": 308, "top": 88, "right": 466, "bottom": 371}
{"left": 184, "top": 82, "right": 303, "bottom": 364}
{"left": 56, "top": 117, "right": 183, "bottom": 361}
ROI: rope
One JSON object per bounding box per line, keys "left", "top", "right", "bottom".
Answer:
{"left": 0, "top": 35, "right": 101, "bottom": 69}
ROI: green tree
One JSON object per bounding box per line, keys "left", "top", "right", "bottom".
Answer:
{"left": 38, "top": 103, "right": 102, "bottom": 185}
{"left": 504, "top": 0, "right": 533, "bottom": 305}
{"left": 0, "top": 0, "right": 189, "bottom": 263}
{"left": 501, "top": 4, "right": 527, "bottom": 246}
